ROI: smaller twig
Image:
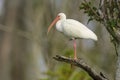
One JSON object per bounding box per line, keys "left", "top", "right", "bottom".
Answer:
{"left": 53, "top": 55, "right": 109, "bottom": 80}
{"left": 84, "top": 0, "right": 103, "bottom": 21}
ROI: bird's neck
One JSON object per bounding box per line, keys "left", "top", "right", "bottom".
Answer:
{"left": 56, "top": 20, "right": 64, "bottom": 32}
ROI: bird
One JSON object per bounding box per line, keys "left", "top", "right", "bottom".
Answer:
{"left": 47, "top": 13, "right": 97, "bottom": 60}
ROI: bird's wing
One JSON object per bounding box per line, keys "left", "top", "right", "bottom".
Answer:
{"left": 62, "top": 19, "right": 97, "bottom": 40}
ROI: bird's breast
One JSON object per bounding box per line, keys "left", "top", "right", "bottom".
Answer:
{"left": 56, "top": 20, "right": 64, "bottom": 32}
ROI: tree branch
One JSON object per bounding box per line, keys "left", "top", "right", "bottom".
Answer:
{"left": 53, "top": 55, "right": 109, "bottom": 80}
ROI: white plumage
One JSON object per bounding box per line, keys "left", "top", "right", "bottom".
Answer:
{"left": 47, "top": 13, "right": 98, "bottom": 60}
{"left": 56, "top": 18, "right": 97, "bottom": 40}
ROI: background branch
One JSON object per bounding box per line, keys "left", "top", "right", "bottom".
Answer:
{"left": 53, "top": 55, "right": 109, "bottom": 80}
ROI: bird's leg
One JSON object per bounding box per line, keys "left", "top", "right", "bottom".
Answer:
{"left": 73, "top": 39, "right": 77, "bottom": 60}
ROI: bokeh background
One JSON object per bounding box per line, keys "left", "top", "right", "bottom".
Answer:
{"left": 0, "top": 0, "right": 116, "bottom": 80}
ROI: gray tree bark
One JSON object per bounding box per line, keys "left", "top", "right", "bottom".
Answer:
{"left": 116, "top": 45, "right": 120, "bottom": 80}
{"left": 0, "top": 0, "right": 20, "bottom": 80}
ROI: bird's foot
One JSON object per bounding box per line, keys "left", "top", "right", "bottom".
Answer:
{"left": 71, "top": 57, "right": 77, "bottom": 68}
{"left": 73, "top": 57, "right": 77, "bottom": 61}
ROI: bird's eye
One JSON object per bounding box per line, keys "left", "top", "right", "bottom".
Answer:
{"left": 58, "top": 15, "right": 60, "bottom": 18}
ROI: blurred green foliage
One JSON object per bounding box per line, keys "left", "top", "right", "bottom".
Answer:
{"left": 63, "top": 49, "right": 74, "bottom": 57}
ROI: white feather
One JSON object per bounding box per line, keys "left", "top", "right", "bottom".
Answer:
{"left": 56, "top": 13, "right": 97, "bottom": 41}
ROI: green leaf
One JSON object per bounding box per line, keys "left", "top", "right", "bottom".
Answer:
{"left": 93, "top": 7, "right": 97, "bottom": 10}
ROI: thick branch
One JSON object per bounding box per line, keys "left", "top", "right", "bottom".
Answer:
{"left": 53, "top": 55, "right": 109, "bottom": 80}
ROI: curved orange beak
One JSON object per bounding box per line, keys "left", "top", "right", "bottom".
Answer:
{"left": 47, "top": 16, "right": 60, "bottom": 35}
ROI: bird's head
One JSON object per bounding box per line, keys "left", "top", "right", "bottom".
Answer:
{"left": 58, "top": 13, "right": 66, "bottom": 20}
{"left": 47, "top": 13, "right": 66, "bottom": 35}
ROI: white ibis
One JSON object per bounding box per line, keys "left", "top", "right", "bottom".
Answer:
{"left": 47, "top": 13, "right": 97, "bottom": 60}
